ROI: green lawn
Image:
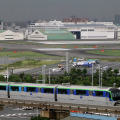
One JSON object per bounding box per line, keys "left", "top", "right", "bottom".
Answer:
{"left": 0, "top": 51, "right": 52, "bottom": 58}
{"left": 0, "top": 51, "right": 63, "bottom": 71}
{"left": 86, "top": 50, "right": 120, "bottom": 56}
{"left": 4, "top": 60, "right": 60, "bottom": 69}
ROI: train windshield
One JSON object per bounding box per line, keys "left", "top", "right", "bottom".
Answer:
{"left": 109, "top": 88, "right": 120, "bottom": 101}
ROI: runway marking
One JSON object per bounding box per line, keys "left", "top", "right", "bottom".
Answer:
{"left": 34, "top": 48, "right": 70, "bottom": 51}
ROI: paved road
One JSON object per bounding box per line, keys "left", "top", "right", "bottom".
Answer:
{"left": 0, "top": 106, "right": 39, "bottom": 120}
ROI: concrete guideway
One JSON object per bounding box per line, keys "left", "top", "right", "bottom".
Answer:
{"left": 0, "top": 98, "right": 120, "bottom": 117}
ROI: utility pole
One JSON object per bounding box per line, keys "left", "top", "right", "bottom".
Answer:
{"left": 66, "top": 52, "right": 69, "bottom": 73}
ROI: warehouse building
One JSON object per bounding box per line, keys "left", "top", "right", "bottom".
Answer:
{"left": 27, "top": 20, "right": 116, "bottom": 40}
{"left": 28, "top": 29, "right": 75, "bottom": 40}
{"left": 28, "top": 30, "right": 47, "bottom": 40}
{"left": 0, "top": 30, "right": 24, "bottom": 40}
{"left": 117, "top": 26, "right": 120, "bottom": 39}
{"left": 62, "top": 24, "right": 115, "bottom": 39}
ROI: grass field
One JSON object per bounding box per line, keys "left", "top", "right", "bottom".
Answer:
{"left": 0, "top": 51, "right": 53, "bottom": 58}
{"left": 86, "top": 50, "right": 120, "bottom": 56}
{"left": 0, "top": 51, "right": 63, "bottom": 71}
{"left": 2, "top": 60, "right": 60, "bottom": 69}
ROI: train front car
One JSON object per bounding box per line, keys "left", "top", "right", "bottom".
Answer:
{"left": 56, "top": 85, "right": 119, "bottom": 106}
{"left": 109, "top": 88, "right": 120, "bottom": 106}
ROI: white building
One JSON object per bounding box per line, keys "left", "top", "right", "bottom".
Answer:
{"left": 27, "top": 20, "right": 116, "bottom": 40}
{"left": 28, "top": 30, "right": 47, "bottom": 40}
{"left": 117, "top": 26, "right": 120, "bottom": 39}
{"left": 64, "top": 24, "right": 115, "bottom": 39}
{"left": 0, "top": 30, "right": 24, "bottom": 40}
{"left": 28, "top": 20, "right": 64, "bottom": 30}
{"left": 80, "top": 26, "right": 115, "bottom": 39}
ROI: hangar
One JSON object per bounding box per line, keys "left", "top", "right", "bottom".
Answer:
{"left": 28, "top": 30, "right": 47, "bottom": 40}
{"left": 0, "top": 30, "right": 24, "bottom": 40}
{"left": 28, "top": 29, "right": 75, "bottom": 40}
{"left": 28, "top": 20, "right": 116, "bottom": 40}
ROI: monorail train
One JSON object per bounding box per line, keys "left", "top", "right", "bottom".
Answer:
{"left": 0, "top": 82, "right": 120, "bottom": 106}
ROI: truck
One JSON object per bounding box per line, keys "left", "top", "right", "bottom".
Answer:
{"left": 73, "top": 61, "right": 92, "bottom": 68}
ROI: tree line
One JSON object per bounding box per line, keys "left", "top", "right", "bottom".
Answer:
{"left": 0, "top": 67, "right": 120, "bottom": 87}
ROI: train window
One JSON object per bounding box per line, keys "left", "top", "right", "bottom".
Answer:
{"left": 76, "top": 90, "right": 86, "bottom": 95}
{"left": 27, "top": 87, "right": 36, "bottom": 92}
{"left": 11, "top": 86, "right": 19, "bottom": 91}
{"left": 95, "top": 91, "right": 103, "bottom": 97}
{"left": 58, "top": 89, "right": 67, "bottom": 94}
{"left": 0, "top": 86, "right": 6, "bottom": 91}
{"left": 44, "top": 88, "right": 53, "bottom": 93}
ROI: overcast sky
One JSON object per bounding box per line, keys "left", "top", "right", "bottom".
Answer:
{"left": 0, "top": 0, "right": 120, "bottom": 22}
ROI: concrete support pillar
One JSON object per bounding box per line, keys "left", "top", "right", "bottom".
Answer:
{"left": 41, "top": 110, "right": 70, "bottom": 120}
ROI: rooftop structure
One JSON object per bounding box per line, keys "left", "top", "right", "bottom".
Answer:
{"left": 39, "top": 29, "right": 75, "bottom": 40}
{"left": 63, "top": 18, "right": 89, "bottom": 23}
{"left": 28, "top": 20, "right": 64, "bottom": 30}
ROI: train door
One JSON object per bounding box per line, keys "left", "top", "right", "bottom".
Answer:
{"left": 54, "top": 86, "right": 57, "bottom": 101}
{"left": 105, "top": 92, "right": 110, "bottom": 105}
{"left": 70, "top": 89, "right": 74, "bottom": 100}
{"left": 89, "top": 91, "right": 93, "bottom": 101}
{"left": 7, "top": 84, "right": 10, "bottom": 98}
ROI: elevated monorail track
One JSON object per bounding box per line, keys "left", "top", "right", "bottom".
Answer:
{"left": 0, "top": 98, "right": 120, "bottom": 117}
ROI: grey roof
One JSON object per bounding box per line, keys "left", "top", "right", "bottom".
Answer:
{"left": 0, "top": 82, "right": 112, "bottom": 91}
{"left": 57, "top": 85, "right": 111, "bottom": 91}
{"left": 61, "top": 24, "right": 115, "bottom": 28}
{"left": 64, "top": 24, "right": 106, "bottom": 27}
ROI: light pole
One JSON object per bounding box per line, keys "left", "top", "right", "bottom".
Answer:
{"left": 100, "top": 63, "right": 120, "bottom": 87}
{"left": 99, "top": 64, "right": 101, "bottom": 87}
{"left": 66, "top": 52, "right": 69, "bottom": 73}
{"left": 42, "top": 65, "right": 46, "bottom": 84}
{"left": 101, "top": 67, "right": 103, "bottom": 87}
{"left": 49, "top": 68, "right": 52, "bottom": 84}
{"left": 7, "top": 67, "right": 14, "bottom": 82}
{"left": 92, "top": 63, "right": 93, "bottom": 86}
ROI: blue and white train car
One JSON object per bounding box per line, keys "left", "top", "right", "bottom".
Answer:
{"left": 0, "top": 82, "right": 120, "bottom": 106}
{"left": 56, "top": 85, "right": 120, "bottom": 106}
{"left": 8, "top": 82, "right": 57, "bottom": 101}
